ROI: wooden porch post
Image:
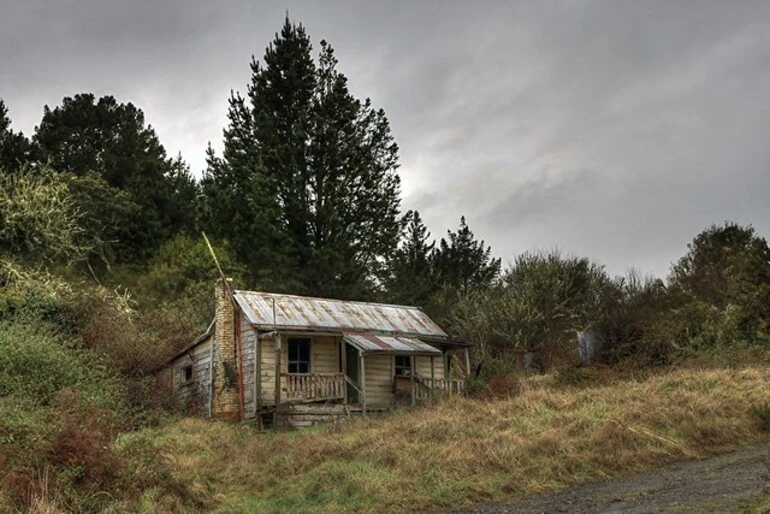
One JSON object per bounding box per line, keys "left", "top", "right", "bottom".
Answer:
{"left": 430, "top": 356, "right": 435, "bottom": 398}
{"left": 341, "top": 339, "right": 347, "bottom": 404}
{"left": 359, "top": 351, "right": 367, "bottom": 417}
{"left": 410, "top": 355, "right": 416, "bottom": 406}
{"left": 273, "top": 333, "right": 281, "bottom": 425}
{"left": 255, "top": 335, "right": 262, "bottom": 413}
{"left": 464, "top": 347, "right": 471, "bottom": 379}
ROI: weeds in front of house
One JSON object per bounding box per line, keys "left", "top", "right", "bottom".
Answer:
{"left": 105, "top": 362, "right": 770, "bottom": 513}
{"left": 750, "top": 402, "right": 770, "bottom": 432}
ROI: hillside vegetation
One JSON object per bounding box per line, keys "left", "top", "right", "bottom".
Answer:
{"left": 11, "top": 357, "right": 770, "bottom": 513}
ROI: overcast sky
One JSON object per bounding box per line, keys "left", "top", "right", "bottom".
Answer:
{"left": 2, "top": 0, "right": 769, "bottom": 278}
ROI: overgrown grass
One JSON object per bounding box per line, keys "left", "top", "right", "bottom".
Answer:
{"left": 116, "top": 362, "right": 770, "bottom": 513}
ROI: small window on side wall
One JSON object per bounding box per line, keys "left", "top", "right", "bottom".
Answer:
{"left": 288, "top": 338, "right": 311, "bottom": 374}
{"left": 395, "top": 355, "right": 411, "bottom": 376}
{"left": 182, "top": 364, "right": 193, "bottom": 383}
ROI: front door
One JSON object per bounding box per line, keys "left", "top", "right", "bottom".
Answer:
{"left": 345, "top": 343, "right": 360, "bottom": 404}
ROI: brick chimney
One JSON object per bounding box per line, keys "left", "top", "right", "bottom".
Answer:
{"left": 211, "top": 278, "right": 240, "bottom": 418}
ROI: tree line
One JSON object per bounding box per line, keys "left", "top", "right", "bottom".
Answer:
{"left": 0, "top": 17, "right": 500, "bottom": 306}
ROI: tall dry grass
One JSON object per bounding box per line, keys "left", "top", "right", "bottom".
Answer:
{"left": 126, "top": 363, "right": 770, "bottom": 513}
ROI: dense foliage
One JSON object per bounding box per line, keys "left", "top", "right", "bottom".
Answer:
{"left": 443, "top": 223, "right": 770, "bottom": 371}
{"left": 201, "top": 18, "right": 401, "bottom": 298}
{"left": 34, "top": 93, "right": 198, "bottom": 264}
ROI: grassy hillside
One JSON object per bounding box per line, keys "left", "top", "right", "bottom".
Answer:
{"left": 1, "top": 263, "right": 769, "bottom": 512}
{"left": 90, "top": 361, "right": 770, "bottom": 513}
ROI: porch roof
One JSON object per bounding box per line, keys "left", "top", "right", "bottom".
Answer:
{"left": 343, "top": 333, "right": 442, "bottom": 356}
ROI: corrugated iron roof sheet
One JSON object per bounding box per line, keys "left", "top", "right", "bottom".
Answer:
{"left": 343, "top": 333, "right": 442, "bottom": 355}
{"left": 233, "top": 290, "right": 447, "bottom": 339}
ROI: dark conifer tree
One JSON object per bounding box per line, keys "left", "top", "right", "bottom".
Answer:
{"left": 433, "top": 216, "right": 501, "bottom": 291}
{"left": 386, "top": 210, "right": 436, "bottom": 306}
{"left": 33, "top": 94, "right": 198, "bottom": 262}
{"left": 202, "top": 17, "right": 401, "bottom": 298}
{"left": 0, "top": 99, "right": 34, "bottom": 172}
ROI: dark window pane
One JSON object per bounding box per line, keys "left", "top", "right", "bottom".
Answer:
{"left": 395, "top": 355, "right": 412, "bottom": 376}
{"left": 288, "top": 338, "right": 311, "bottom": 374}
{"left": 299, "top": 341, "right": 309, "bottom": 362}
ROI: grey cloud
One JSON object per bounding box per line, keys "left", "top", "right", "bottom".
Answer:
{"left": 485, "top": 168, "right": 601, "bottom": 226}
{"left": 2, "top": 0, "right": 769, "bottom": 278}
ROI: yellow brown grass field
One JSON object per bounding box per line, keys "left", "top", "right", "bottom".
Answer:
{"left": 119, "top": 361, "right": 770, "bottom": 513}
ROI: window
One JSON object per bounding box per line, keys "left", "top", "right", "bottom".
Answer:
{"left": 182, "top": 364, "right": 193, "bottom": 383}
{"left": 395, "top": 355, "right": 412, "bottom": 376}
{"left": 288, "top": 338, "right": 311, "bottom": 374}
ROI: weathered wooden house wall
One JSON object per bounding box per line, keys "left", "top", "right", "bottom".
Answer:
{"left": 171, "top": 337, "right": 213, "bottom": 415}
{"left": 240, "top": 314, "right": 257, "bottom": 419}
{"left": 415, "top": 355, "right": 446, "bottom": 380}
{"left": 363, "top": 354, "right": 393, "bottom": 407}
{"left": 256, "top": 334, "right": 341, "bottom": 411}
{"left": 313, "top": 336, "right": 339, "bottom": 373}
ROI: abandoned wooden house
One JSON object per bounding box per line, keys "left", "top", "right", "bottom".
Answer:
{"left": 158, "top": 280, "right": 470, "bottom": 427}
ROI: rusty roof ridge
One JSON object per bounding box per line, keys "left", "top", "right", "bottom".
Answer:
{"left": 232, "top": 289, "right": 423, "bottom": 310}
{"left": 250, "top": 324, "right": 448, "bottom": 340}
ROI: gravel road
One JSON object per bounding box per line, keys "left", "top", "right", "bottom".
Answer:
{"left": 447, "top": 445, "right": 770, "bottom": 513}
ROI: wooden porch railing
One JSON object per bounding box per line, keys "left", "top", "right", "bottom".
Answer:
{"left": 413, "top": 375, "right": 466, "bottom": 401}
{"left": 426, "top": 377, "right": 466, "bottom": 395}
{"left": 281, "top": 373, "right": 345, "bottom": 402}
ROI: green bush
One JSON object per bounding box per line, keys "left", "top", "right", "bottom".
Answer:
{"left": 0, "top": 272, "right": 71, "bottom": 329}
{"left": 0, "top": 321, "right": 122, "bottom": 410}
{"left": 0, "top": 322, "right": 85, "bottom": 405}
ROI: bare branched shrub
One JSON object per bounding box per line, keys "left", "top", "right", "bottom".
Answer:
{"left": 0, "top": 165, "right": 91, "bottom": 264}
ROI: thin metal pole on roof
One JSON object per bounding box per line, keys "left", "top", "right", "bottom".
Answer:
{"left": 202, "top": 231, "right": 233, "bottom": 296}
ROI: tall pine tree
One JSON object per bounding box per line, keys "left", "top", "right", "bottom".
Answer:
{"left": 202, "top": 17, "right": 401, "bottom": 299}
{"left": 386, "top": 210, "right": 436, "bottom": 306}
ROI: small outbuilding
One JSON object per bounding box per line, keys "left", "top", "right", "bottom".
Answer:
{"left": 158, "top": 280, "right": 470, "bottom": 427}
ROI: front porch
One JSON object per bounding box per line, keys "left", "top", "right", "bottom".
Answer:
{"left": 269, "top": 372, "right": 468, "bottom": 429}
{"left": 254, "top": 331, "right": 470, "bottom": 427}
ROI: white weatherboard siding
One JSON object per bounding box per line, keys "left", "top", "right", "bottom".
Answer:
{"left": 364, "top": 354, "right": 393, "bottom": 407}
{"left": 312, "top": 336, "right": 339, "bottom": 374}
{"left": 415, "top": 355, "right": 445, "bottom": 380}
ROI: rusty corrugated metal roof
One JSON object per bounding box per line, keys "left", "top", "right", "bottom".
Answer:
{"left": 343, "top": 333, "right": 442, "bottom": 355}
{"left": 233, "top": 290, "right": 448, "bottom": 339}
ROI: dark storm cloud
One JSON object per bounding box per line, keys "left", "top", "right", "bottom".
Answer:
{"left": 2, "top": 0, "right": 769, "bottom": 277}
